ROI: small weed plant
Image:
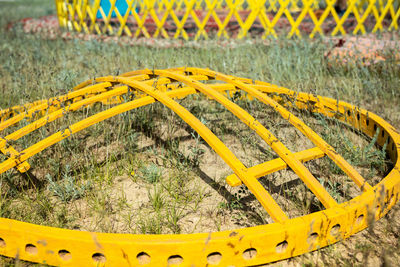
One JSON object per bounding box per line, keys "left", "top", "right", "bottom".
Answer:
{"left": 139, "top": 163, "right": 162, "bottom": 183}
{"left": 315, "top": 114, "right": 388, "bottom": 176}
{"left": 46, "top": 165, "right": 91, "bottom": 202}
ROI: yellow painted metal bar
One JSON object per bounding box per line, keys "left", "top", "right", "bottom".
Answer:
{"left": 227, "top": 146, "right": 325, "bottom": 187}
{"left": 54, "top": 0, "right": 63, "bottom": 25}
{"left": 149, "top": 5, "right": 170, "bottom": 38}
{"left": 237, "top": 0, "right": 264, "bottom": 38}
{"left": 372, "top": 0, "right": 394, "bottom": 32}
{"left": 331, "top": 0, "right": 359, "bottom": 36}
{"left": 389, "top": 4, "right": 400, "bottom": 30}
{"left": 0, "top": 85, "right": 130, "bottom": 174}
{"left": 353, "top": 0, "right": 376, "bottom": 34}
{"left": 188, "top": 67, "right": 373, "bottom": 192}
{"left": 0, "top": 138, "right": 31, "bottom": 173}
{"left": 288, "top": 0, "right": 313, "bottom": 37}
{"left": 0, "top": 77, "right": 142, "bottom": 122}
{"left": 1, "top": 86, "right": 129, "bottom": 151}
{"left": 142, "top": 69, "right": 338, "bottom": 208}
{"left": 114, "top": 2, "right": 133, "bottom": 36}
{"left": 0, "top": 82, "right": 112, "bottom": 132}
{"left": 89, "top": 0, "right": 102, "bottom": 34}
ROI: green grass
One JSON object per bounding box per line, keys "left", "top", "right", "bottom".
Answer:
{"left": 46, "top": 165, "right": 92, "bottom": 202}
{"left": 0, "top": 1, "right": 400, "bottom": 266}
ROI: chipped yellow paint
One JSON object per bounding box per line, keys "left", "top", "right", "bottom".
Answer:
{"left": 0, "top": 68, "right": 399, "bottom": 266}
{"left": 54, "top": 0, "right": 400, "bottom": 39}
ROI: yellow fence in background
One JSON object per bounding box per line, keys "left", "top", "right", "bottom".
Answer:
{"left": 54, "top": 0, "right": 399, "bottom": 39}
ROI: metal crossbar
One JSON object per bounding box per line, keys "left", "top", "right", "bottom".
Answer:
{"left": 55, "top": 0, "right": 400, "bottom": 39}
{"left": 0, "top": 68, "right": 399, "bottom": 266}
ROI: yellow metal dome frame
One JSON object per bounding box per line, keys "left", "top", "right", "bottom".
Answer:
{"left": 0, "top": 68, "right": 399, "bottom": 266}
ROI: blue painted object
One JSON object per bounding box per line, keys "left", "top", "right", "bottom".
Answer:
{"left": 97, "top": 0, "right": 138, "bottom": 19}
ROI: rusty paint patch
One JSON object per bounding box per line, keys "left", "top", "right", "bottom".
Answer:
{"left": 37, "top": 240, "right": 47, "bottom": 246}
{"left": 227, "top": 242, "right": 235, "bottom": 248}
{"left": 91, "top": 233, "right": 103, "bottom": 250}
{"left": 229, "top": 231, "right": 238, "bottom": 237}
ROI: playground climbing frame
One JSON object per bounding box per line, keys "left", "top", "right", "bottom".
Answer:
{"left": 0, "top": 68, "right": 399, "bottom": 266}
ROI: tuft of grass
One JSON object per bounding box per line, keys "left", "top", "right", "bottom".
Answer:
{"left": 46, "top": 165, "right": 91, "bottom": 202}
{"left": 314, "top": 113, "right": 389, "bottom": 176}
{"left": 148, "top": 185, "right": 164, "bottom": 212}
{"left": 138, "top": 163, "right": 162, "bottom": 184}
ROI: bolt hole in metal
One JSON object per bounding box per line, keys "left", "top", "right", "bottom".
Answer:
{"left": 330, "top": 224, "right": 341, "bottom": 236}
{"left": 242, "top": 248, "right": 257, "bottom": 260}
{"left": 207, "top": 252, "right": 222, "bottom": 264}
{"left": 275, "top": 241, "right": 288, "bottom": 253}
{"left": 167, "top": 255, "right": 183, "bottom": 265}
{"left": 356, "top": 214, "right": 365, "bottom": 225}
{"left": 0, "top": 238, "right": 5, "bottom": 248}
{"left": 307, "top": 232, "right": 319, "bottom": 244}
{"left": 137, "top": 252, "right": 151, "bottom": 265}
{"left": 92, "top": 252, "right": 106, "bottom": 263}
{"left": 375, "top": 205, "right": 381, "bottom": 218}
{"left": 58, "top": 249, "right": 72, "bottom": 261}
{"left": 25, "top": 244, "right": 38, "bottom": 255}
{"left": 389, "top": 193, "right": 396, "bottom": 206}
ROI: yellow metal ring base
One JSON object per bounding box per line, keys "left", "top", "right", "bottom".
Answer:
{"left": 0, "top": 68, "right": 399, "bottom": 266}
